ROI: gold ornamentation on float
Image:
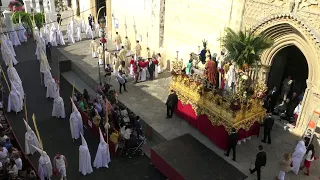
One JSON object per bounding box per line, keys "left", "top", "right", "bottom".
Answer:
{"left": 170, "top": 74, "right": 266, "bottom": 133}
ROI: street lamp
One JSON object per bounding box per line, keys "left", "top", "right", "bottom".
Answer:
{"left": 99, "top": 17, "right": 107, "bottom": 84}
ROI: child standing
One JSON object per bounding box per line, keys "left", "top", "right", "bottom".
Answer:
{"left": 300, "top": 144, "right": 317, "bottom": 176}
{"left": 277, "top": 153, "right": 292, "bottom": 180}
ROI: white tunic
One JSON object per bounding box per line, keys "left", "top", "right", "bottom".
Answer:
{"left": 93, "top": 142, "right": 111, "bottom": 169}
{"left": 11, "top": 81, "right": 24, "bottom": 101}
{"left": 140, "top": 68, "right": 147, "bottom": 81}
{"left": 86, "top": 25, "right": 93, "bottom": 39}
{"left": 67, "top": 24, "right": 75, "bottom": 44}
{"left": 17, "top": 24, "right": 27, "bottom": 42}
{"left": 46, "top": 79, "right": 59, "bottom": 99}
{"left": 292, "top": 140, "right": 307, "bottom": 174}
{"left": 25, "top": 131, "right": 41, "bottom": 155}
{"left": 57, "top": 30, "right": 65, "bottom": 45}
{"left": 69, "top": 111, "right": 84, "bottom": 140}
{"left": 76, "top": 26, "right": 81, "bottom": 42}
{"left": 79, "top": 145, "right": 93, "bottom": 175}
{"left": 5, "top": 39, "right": 16, "bottom": 56}
{"left": 38, "top": 154, "right": 53, "bottom": 180}
{"left": 7, "top": 66, "right": 22, "bottom": 85}
{"left": 49, "top": 25, "right": 58, "bottom": 46}
{"left": 52, "top": 97, "right": 66, "bottom": 118}
{"left": 7, "top": 89, "right": 23, "bottom": 113}
{"left": 9, "top": 31, "right": 21, "bottom": 46}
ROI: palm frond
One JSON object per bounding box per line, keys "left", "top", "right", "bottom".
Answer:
{"left": 222, "top": 28, "right": 274, "bottom": 67}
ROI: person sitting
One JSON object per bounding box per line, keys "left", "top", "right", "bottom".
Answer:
{"left": 13, "top": 153, "right": 22, "bottom": 171}
{"left": 26, "top": 167, "right": 37, "bottom": 180}
{"left": 120, "top": 124, "right": 132, "bottom": 140}
{"left": 92, "top": 109, "right": 101, "bottom": 128}
{"left": 78, "top": 96, "right": 86, "bottom": 112}
{"left": 7, "top": 159, "right": 18, "bottom": 179}
{"left": 3, "top": 138, "right": 12, "bottom": 150}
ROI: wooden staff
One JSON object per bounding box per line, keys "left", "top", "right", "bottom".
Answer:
{"left": 32, "top": 114, "right": 44, "bottom": 152}
{"left": 0, "top": 65, "right": 11, "bottom": 92}
{"left": 24, "top": 95, "right": 28, "bottom": 122}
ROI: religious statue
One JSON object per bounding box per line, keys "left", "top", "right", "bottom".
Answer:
{"left": 205, "top": 58, "right": 218, "bottom": 91}
{"left": 281, "top": 76, "right": 293, "bottom": 101}
{"left": 225, "top": 63, "right": 236, "bottom": 94}
{"left": 199, "top": 40, "right": 207, "bottom": 64}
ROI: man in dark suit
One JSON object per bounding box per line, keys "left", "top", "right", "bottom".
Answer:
{"left": 261, "top": 113, "right": 274, "bottom": 144}
{"left": 148, "top": 58, "right": 155, "bottom": 80}
{"left": 249, "top": 145, "right": 267, "bottom": 180}
{"left": 266, "top": 86, "right": 278, "bottom": 113}
{"left": 166, "top": 90, "right": 178, "bottom": 118}
{"left": 224, "top": 128, "right": 238, "bottom": 161}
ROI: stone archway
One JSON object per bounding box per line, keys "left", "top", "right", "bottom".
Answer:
{"left": 252, "top": 14, "right": 320, "bottom": 130}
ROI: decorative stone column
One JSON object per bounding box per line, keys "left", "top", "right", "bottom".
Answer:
{"left": 296, "top": 79, "right": 314, "bottom": 129}
{"left": 24, "top": 0, "right": 32, "bottom": 13}
{"left": 257, "top": 64, "right": 270, "bottom": 85}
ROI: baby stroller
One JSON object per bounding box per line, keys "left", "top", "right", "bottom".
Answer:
{"left": 125, "top": 135, "right": 146, "bottom": 158}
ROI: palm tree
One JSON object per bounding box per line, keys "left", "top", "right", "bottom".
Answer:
{"left": 222, "top": 28, "right": 273, "bottom": 69}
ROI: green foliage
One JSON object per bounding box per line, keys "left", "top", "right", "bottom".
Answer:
{"left": 12, "top": 11, "right": 33, "bottom": 31}
{"left": 222, "top": 28, "right": 274, "bottom": 67}
{"left": 34, "top": 13, "right": 45, "bottom": 29}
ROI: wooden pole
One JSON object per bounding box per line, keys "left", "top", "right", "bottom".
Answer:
{"left": 0, "top": 66, "right": 11, "bottom": 92}
{"left": 24, "top": 95, "right": 28, "bottom": 122}
{"left": 32, "top": 114, "right": 43, "bottom": 153}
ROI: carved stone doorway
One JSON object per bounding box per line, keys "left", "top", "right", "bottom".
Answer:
{"left": 267, "top": 45, "right": 308, "bottom": 98}
{"left": 252, "top": 14, "right": 320, "bottom": 130}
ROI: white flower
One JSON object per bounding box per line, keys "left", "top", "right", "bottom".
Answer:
{"left": 241, "top": 75, "right": 248, "bottom": 80}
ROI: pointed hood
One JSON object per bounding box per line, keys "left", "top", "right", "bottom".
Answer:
{"left": 70, "top": 97, "right": 78, "bottom": 112}
{"left": 23, "top": 118, "right": 32, "bottom": 132}
{"left": 99, "top": 128, "right": 105, "bottom": 144}
{"left": 80, "top": 133, "right": 88, "bottom": 147}
{"left": 18, "top": 15, "right": 21, "bottom": 24}
{"left": 31, "top": 144, "right": 46, "bottom": 156}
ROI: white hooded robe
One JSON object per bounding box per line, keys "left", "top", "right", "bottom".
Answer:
{"left": 7, "top": 85, "right": 23, "bottom": 113}
{"left": 52, "top": 97, "right": 66, "bottom": 118}
{"left": 46, "top": 78, "right": 59, "bottom": 99}
{"left": 93, "top": 128, "right": 111, "bottom": 168}
{"left": 70, "top": 98, "right": 84, "bottom": 140}
{"left": 23, "top": 119, "right": 41, "bottom": 155}
{"left": 31, "top": 145, "right": 53, "bottom": 180}
{"left": 49, "top": 24, "right": 58, "bottom": 46}
{"left": 79, "top": 133, "right": 93, "bottom": 175}
{"left": 291, "top": 140, "right": 307, "bottom": 174}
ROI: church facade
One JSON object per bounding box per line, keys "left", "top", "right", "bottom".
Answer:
{"left": 109, "top": 0, "right": 320, "bottom": 130}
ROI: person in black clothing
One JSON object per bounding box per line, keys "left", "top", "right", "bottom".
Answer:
{"left": 46, "top": 42, "right": 52, "bottom": 62}
{"left": 285, "top": 92, "right": 299, "bottom": 120}
{"left": 224, "top": 128, "right": 238, "bottom": 161}
{"left": 148, "top": 58, "right": 155, "bottom": 80}
{"left": 249, "top": 145, "right": 267, "bottom": 180}
{"left": 266, "top": 86, "right": 278, "bottom": 113}
{"left": 261, "top": 113, "right": 274, "bottom": 144}
{"left": 165, "top": 90, "right": 178, "bottom": 118}
{"left": 134, "top": 116, "right": 142, "bottom": 137}
{"left": 88, "top": 14, "right": 93, "bottom": 30}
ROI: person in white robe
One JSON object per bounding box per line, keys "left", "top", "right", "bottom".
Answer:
{"left": 86, "top": 24, "right": 94, "bottom": 39}
{"left": 7, "top": 84, "right": 23, "bottom": 113}
{"left": 291, "top": 139, "right": 307, "bottom": 174}
{"left": 52, "top": 96, "right": 65, "bottom": 118}
{"left": 23, "top": 119, "right": 41, "bottom": 155}
{"left": 80, "top": 18, "right": 86, "bottom": 32}
{"left": 76, "top": 25, "right": 82, "bottom": 42}
{"left": 53, "top": 153, "right": 67, "bottom": 180}
{"left": 70, "top": 98, "right": 84, "bottom": 140}
{"left": 67, "top": 23, "right": 75, "bottom": 44}
{"left": 79, "top": 133, "right": 93, "bottom": 175}
{"left": 113, "top": 53, "right": 120, "bottom": 76}
{"left": 56, "top": 25, "right": 65, "bottom": 45}
{"left": 7, "top": 64, "right": 21, "bottom": 85}
{"left": 49, "top": 24, "right": 58, "bottom": 46}
{"left": 94, "top": 22, "right": 100, "bottom": 37}
{"left": 3, "top": 35, "right": 16, "bottom": 56}
{"left": 225, "top": 63, "right": 236, "bottom": 94}
{"left": 31, "top": 145, "right": 53, "bottom": 180}
{"left": 105, "top": 51, "right": 111, "bottom": 69}
{"left": 97, "top": 45, "right": 104, "bottom": 65}
{"left": 9, "top": 29, "right": 21, "bottom": 46}
{"left": 40, "top": 49, "right": 51, "bottom": 73}
{"left": 10, "top": 80, "right": 24, "bottom": 102}
{"left": 90, "top": 40, "right": 98, "bottom": 58}
{"left": 93, "top": 128, "right": 111, "bottom": 169}
{"left": 35, "top": 37, "right": 46, "bottom": 61}
{"left": 1, "top": 40, "right": 18, "bottom": 66}
{"left": 17, "top": 16, "right": 27, "bottom": 42}
{"left": 46, "top": 78, "right": 59, "bottom": 99}
{"left": 43, "top": 69, "right": 52, "bottom": 87}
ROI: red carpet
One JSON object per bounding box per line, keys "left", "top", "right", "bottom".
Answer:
{"left": 176, "top": 100, "right": 260, "bottom": 150}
